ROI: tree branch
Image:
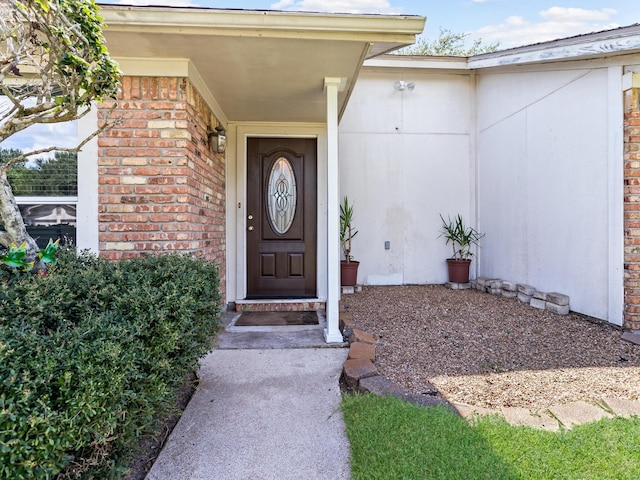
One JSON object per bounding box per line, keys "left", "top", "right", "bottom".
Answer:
{"left": 0, "top": 103, "right": 119, "bottom": 173}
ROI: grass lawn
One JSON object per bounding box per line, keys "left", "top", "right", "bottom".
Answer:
{"left": 341, "top": 394, "right": 640, "bottom": 480}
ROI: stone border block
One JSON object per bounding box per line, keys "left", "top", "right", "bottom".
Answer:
{"left": 350, "top": 328, "right": 376, "bottom": 344}
{"left": 533, "top": 291, "right": 547, "bottom": 300}
{"left": 502, "top": 290, "right": 517, "bottom": 298}
{"left": 500, "top": 407, "right": 560, "bottom": 431}
{"left": 343, "top": 358, "right": 378, "bottom": 389}
{"left": 517, "top": 292, "right": 532, "bottom": 303}
{"left": 517, "top": 284, "right": 535, "bottom": 295}
{"left": 546, "top": 292, "right": 570, "bottom": 306}
{"left": 601, "top": 397, "right": 640, "bottom": 417}
{"left": 530, "top": 298, "right": 546, "bottom": 309}
{"left": 621, "top": 331, "right": 640, "bottom": 345}
{"left": 339, "top": 313, "right": 354, "bottom": 333}
{"left": 358, "top": 375, "right": 407, "bottom": 397}
{"left": 548, "top": 401, "right": 613, "bottom": 428}
{"left": 546, "top": 302, "right": 569, "bottom": 315}
{"left": 348, "top": 341, "right": 375, "bottom": 361}
{"left": 502, "top": 281, "right": 517, "bottom": 292}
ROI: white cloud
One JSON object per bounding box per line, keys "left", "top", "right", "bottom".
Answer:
{"left": 540, "top": 7, "right": 617, "bottom": 22}
{"left": 116, "top": 0, "right": 197, "bottom": 6}
{"left": 472, "top": 6, "right": 619, "bottom": 49}
{"left": 269, "top": 0, "right": 399, "bottom": 14}
{"left": 2, "top": 122, "right": 78, "bottom": 159}
{"left": 1, "top": 98, "right": 78, "bottom": 157}
{"left": 271, "top": 0, "right": 295, "bottom": 8}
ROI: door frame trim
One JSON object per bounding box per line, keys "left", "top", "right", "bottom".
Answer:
{"left": 231, "top": 123, "right": 328, "bottom": 303}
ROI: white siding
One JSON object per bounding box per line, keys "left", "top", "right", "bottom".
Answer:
{"left": 476, "top": 67, "right": 612, "bottom": 320}
{"left": 339, "top": 70, "right": 475, "bottom": 285}
{"left": 339, "top": 60, "right": 624, "bottom": 324}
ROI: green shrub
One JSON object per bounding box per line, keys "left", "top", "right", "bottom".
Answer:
{"left": 0, "top": 250, "right": 222, "bottom": 479}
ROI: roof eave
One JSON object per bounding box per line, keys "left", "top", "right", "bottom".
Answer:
{"left": 99, "top": 5, "right": 425, "bottom": 51}
{"left": 469, "top": 24, "right": 640, "bottom": 69}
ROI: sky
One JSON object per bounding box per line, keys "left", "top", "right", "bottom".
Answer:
{"left": 3, "top": 0, "right": 639, "bottom": 157}
{"left": 98, "top": 0, "right": 640, "bottom": 49}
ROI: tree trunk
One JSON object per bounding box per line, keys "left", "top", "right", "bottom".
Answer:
{"left": 0, "top": 170, "right": 39, "bottom": 260}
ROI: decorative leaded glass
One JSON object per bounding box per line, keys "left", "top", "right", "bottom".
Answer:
{"left": 267, "top": 157, "right": 297, "bottom": 234}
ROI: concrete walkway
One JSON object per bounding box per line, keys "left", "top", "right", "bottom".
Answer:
{"left": 146, "top": 316, "right": 350, "bottom": 480}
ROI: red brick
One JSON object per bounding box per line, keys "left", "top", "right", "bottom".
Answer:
{"left": 98, "top": 75, "right": 227, "bottom": 300}
{"left": 149, "top": 213, "right": 175, "bottom": 223}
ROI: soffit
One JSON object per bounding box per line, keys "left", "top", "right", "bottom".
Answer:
{"left": 100, "top": 6, "right": 425, "bottom": 124}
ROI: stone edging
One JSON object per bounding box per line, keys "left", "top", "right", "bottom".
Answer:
{"left": 339, "top": 311, "right": 455, "bottom": 411}
{"left": 448, "top": 277, "right": 571, "bottom": 316}
{"left": 338, "top": 303, "right": 640, "bottom": 430}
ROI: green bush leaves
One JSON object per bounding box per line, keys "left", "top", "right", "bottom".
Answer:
{"left": 0, "top": 250, "right": 222, "bottom": 479}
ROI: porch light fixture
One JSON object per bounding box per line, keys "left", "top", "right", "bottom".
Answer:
{"left": 208, "top": 125, "right": 227, "bottom": 154}
{"left": 393, "top": 80, "right": 415, "bottom": 91}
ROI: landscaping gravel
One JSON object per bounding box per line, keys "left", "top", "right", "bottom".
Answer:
{"left": 342, "top": 285, "right": 640, "bottom": 411}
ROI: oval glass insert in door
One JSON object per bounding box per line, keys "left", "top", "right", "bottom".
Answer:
{"left": 267, "top": 156, "right": 297, "bottom": 234}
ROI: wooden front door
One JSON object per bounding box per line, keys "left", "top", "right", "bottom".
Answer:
{"left": 246, "top": 138, "right": 317, "bottom": 298}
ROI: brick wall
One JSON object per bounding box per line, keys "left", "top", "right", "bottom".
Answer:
{"left": 97, "top": 76, "right": 226, "bottom": 289}
{"left": 624, "top": 86, "right": 640, "bottom": 331}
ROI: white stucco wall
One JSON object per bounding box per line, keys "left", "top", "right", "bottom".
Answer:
{"left": 339, "top": 69, "right": 475, "bottom": 285}
{"left": 340, "top": 58, "right": 625, "bottom": 324}
{"left": 476, "top": 64, "right": 618, "bottom": 321}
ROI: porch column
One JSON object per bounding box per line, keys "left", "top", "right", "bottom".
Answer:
{"left": 324, "top": 77, "right": 345, "bottom": 343}
{"left": 624, "top": 71, "right": 640, "bottom": 332}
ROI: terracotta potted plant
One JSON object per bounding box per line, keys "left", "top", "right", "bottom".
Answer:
{"left": 439, "top": 213, "right": 484, "bottom": 284}
{"left": 340, "top": 196, "right": 359, "bottom": 286}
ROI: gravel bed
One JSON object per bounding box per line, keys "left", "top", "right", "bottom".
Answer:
{"left": 342, "top": 285, "right": 640, "bottom": 411}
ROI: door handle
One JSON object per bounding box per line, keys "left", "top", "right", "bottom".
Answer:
{"left": 248, "top": 214, "right": 254, "bottom": 220}
{"left": 248, "top": 226, "right": 254, "bottom": 231}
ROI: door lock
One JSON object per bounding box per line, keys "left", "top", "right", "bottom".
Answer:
{"left": 248, "top": 214, "right": 254, "bottom": 220}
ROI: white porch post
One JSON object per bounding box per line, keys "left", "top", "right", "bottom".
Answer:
{"left": 324, "top": 77, "right": 345, "bottom": 343}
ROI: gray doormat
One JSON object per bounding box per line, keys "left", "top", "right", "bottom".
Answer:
{"left": 235, "top": 311, "right": 319, "bottom": 326}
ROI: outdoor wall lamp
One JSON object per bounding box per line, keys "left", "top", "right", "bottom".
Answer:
{"left": 207, "top": 125, "right": 227, "bottom": 154}
{"left": 394, "top": 80, "right": 415, "bottom": 91}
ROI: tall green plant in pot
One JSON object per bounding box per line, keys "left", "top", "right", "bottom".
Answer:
{"left": 340, "top": 196, "right": 359, "bottom": 286}
{"left": 439, "top": 214, "right": 484, "bottom": 284}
